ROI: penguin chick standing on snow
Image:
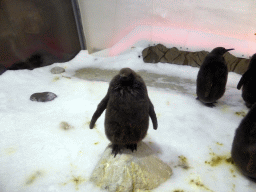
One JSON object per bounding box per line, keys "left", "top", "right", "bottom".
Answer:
{"left": 237, "top": 53, "right": 256, "bottom": 108}
{"left": 89, "top": 68, "right": 158, "bottom": 157}
{"left": 196, "top": 47, "right": 234, "bottom": 107}
{"left": 231, "top": 103, "right": 256, "bottom": 181}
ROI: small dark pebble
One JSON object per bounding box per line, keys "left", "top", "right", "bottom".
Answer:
{"left": 50, "top": 67, "right": 65, "bottom": 74}
{"left": 30, "top": 92, "right": 57, "bottom": 102}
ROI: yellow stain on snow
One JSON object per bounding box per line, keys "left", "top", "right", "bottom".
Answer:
{"left": 62, "top": 175, "right": 86, "bottom": 191}
{"left": 25, "top": 171, "right": 43, "bottom": 185}
{"left": 4, "top": 147, "right": 17, "bottom": 155}
{"left": 204, "top": 152, "right": 234, "bottom": 167}
{"left": 52, "top": 76, "right": 60, "bottom": 82}
{"left": 61, "top": 75, "right": 71, "bottom": 79}
{"left": 220, "top": 105, "right": 229, "bottom": 113}
{"left": 235, "top": 111, "right": 247, "bottom": 117}
{"left": 189, "top": 176, "right": 213, "bottom": 192}
{"left": 156, "top": 113, "right": 161, "bottom": 118}
{"left": 216, "top": 142, "right": 223, "bottom": 146}
{"left": 177, "top": 155, "right": 190, "bottom": 170}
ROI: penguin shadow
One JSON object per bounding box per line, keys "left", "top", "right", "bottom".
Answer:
{"left": 107, "top": 141, "right": 160, "bottom": 159}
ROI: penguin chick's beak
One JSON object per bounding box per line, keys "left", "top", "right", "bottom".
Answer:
{"left": 226, "top": 48, "right": 235, "bottom": 52}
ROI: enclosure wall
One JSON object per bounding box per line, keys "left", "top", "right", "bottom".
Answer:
{"left": 78, "top": 0, "right": 256, "bottom": 58}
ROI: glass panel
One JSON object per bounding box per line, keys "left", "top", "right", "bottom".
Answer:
{"left": 0, "top": 0, "right": 83, "bottom": 69}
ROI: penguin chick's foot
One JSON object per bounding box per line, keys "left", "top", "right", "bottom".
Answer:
{"left": 112, "top": 144, "right": 122, "bottom": 157}
{"left": 204, "top": 102, "right": 216, "bottom": 108}
{"left": 126, "top": 144, "right": 137, "bottom": 152}
{"left": 196, "top": 97, "right": 216, "bottom": 107}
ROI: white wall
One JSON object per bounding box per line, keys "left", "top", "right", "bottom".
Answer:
{"left": 78, "top": 0, "right": 256, "bottom": 58}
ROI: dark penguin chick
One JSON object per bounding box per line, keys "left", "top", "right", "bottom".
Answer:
{"left": 231, "top": 103, "right": 256, "bottom": 181}
{"left": 196, "top": 47, "right": 234, "bottom": 107}
{"left": 89, "top": 68, "right": 158, "bottom": 157}
{"left": 8, "top": 54, "right": 43, "bottom": 70}
{"left": 237, "top": 53, "right": 256, "bottom": 108}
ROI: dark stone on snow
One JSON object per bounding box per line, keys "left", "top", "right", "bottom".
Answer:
{"left": 0, "top": 64, "right": 7, "bottom": 75}
{"left": 30, "top": 92, "right": 57, "bottom": 102}
{"left": 142, "top": 44, "right": 250, "bottom": 75}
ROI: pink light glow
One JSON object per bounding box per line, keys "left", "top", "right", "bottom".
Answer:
{"left": 108, "top": 18, "right": 256, "bottom": 58}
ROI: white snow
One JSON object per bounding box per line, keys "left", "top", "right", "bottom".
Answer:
{"left": 0, "top": 47, "right": 255, "bottom": 192}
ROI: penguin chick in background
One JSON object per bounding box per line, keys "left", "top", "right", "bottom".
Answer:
{"left": 237, "top": 53, "right": 256, "bottom": 108}
{"left": 196, "top": 47, "right": 234, "bottom": 107}
{"left": 89, "top": 68, "right": 158, "bottom": 157}
{"left": 231, "top": 103, "right": 256, "bottom": 181}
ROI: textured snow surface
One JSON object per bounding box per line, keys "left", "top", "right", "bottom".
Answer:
{"left": 0, "top": 48, "right": 255, "bottom": 192}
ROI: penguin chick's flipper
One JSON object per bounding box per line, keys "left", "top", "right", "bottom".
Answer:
{"left": 126, "top": 144, "right": 137, "bottom": 152}
{"left": 149, "top": 99, "right": 158, "bottom": 130}
{"left": 237, "top": 70, "right": 254, "bottom": 90}
{"left": 246, "top": 145, "right": 256, "bottom": 174}
{"left": 237, "top": 70, "right": 250, "bottom": 90}
{"left": 246, "top": 102, "right": 253, "bottom": 108}
{"left": 112, "top": 144, "right": 122, "bottom": 157}
{"left": 89, "top": 94, "right": 109, "bottom": 129}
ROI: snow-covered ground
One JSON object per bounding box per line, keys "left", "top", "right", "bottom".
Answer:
{"left": 0, "top": 47, "right": 255, "bottom": 192}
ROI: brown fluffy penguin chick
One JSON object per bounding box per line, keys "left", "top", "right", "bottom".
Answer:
{"left": 232, "top": 103, "right": 256, "bottom": 181}
{"left": 237, "top": 53, "right": 256, "bottom": 108}
{"left": 196, "top": 47, "right": 234, "bottom": 107}
{"left": 89, "top": 68, "right": 158, "bottom": 157}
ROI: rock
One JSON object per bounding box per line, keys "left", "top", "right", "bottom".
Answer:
{"left": 90, "top": 142, "right": 172, "bottom": 192}
{"left": 224, "top": 52, "right": 239, "bottom": 72}
{"left": 162, "top": 47, "right": 180, "bottom": 63}
{"left": 141, "top": 44, "right": 250, "bottom": 75}
{"left": 50, "top": 67, "right": 65, "bottom": 74}
{"left": 233, "top": 58, "right": 250, "bottom": 75}
{"left": 174, "top": 51, "right": 186, "bottom": 65}
{"left": 197, "top": 51, "right": 209, "bottom": 65}
{"left": 142, "top": 44, "right": 168, "bottom": 63}
{"left": 0, "top": 64, "right": 7, "bottom": 75}
{"left": 185, "top": 51, "right": 208, "bottom": 67}
{"left": 30, "top": 92, "right": 57, "bottom": 102}
{"left": 142, "top": 47, "right": 159, "bottom": 63}
{"left": 60, "top": 122, "right": 74, "bottom": 130}
{"left": 155, "top": 43, "right": 168, "bottom": 53}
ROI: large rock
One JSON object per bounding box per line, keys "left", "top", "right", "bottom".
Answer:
{"left": 90, "top": 142, "right": 172, "bottom": 192}
{"left": 142, "top": 44, "right": 168, "bottom": 63}
{"left": 142, "top": 44, "right": 251, "bottom": 75}
{"left": 186, "top": 51, "right": 208, "bottom": 67}
{"left": 233, "top": 58, "right": 250, "bottom": 75}
{"left": 224, "top": 52, "right": 240, "bottom": 71}
{"left": 162, "top": 47, "right": 180, "bottom": 63}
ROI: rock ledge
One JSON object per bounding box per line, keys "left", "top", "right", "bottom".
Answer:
{"left": 90, "top": 142, "right": 172, "bottom": 192}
